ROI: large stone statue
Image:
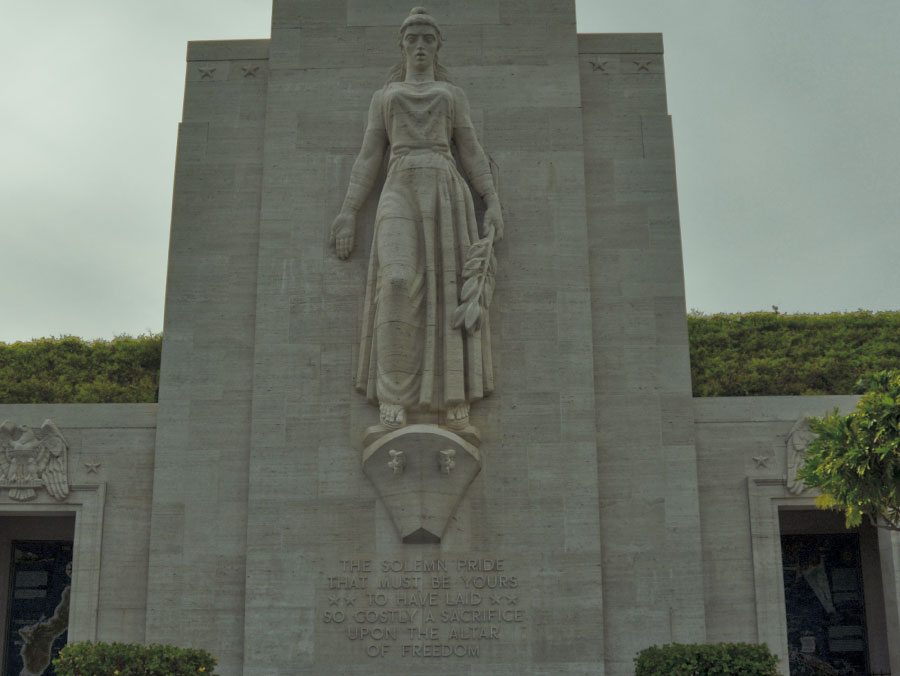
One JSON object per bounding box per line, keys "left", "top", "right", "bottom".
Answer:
{"left": 332, "top": 7, "right": 503, "bottom": 434}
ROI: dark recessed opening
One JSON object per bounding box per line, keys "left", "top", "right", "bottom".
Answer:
{"left": 779, "top": 508, "right": 891, "bottom": 675}
{"left": 402, "top": 528, "right": 441, "bottom": 545}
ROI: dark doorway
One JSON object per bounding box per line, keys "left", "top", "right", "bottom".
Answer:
{"left": 780, "top": 509, "right": 891, "bottom": 676}
{"left": 0, "top": 517, "right": 74, "bottom": 676}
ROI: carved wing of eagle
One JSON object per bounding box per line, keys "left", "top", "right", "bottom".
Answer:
{"left": 0, "top": 421, "right": 15, "bottom": 482}
{"left": 786, "top": 417, "right": 817, "bottom": 496}
{"left": 36, "top": 420, "right": 69, "bottom": 501}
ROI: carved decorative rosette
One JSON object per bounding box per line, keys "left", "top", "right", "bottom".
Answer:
{"left": 0, "top": 420, "right": 69, "bottom": 501}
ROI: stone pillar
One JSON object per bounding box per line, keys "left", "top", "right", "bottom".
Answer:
{"left": 579, "top": 33, "right": 707, "bottom": 674}
{"left": 241, "top": 1, "right": 605, "bottom": 674}
{"left": 146, "top": 39, "right": 269, "bottom": 674}
{"left": 150, "top": 4, "right": 710, "bottom": 675}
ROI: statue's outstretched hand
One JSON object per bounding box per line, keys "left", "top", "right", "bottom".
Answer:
{"left": 483, "top": 201, "right": 504, "bottom": 243}
{"left": 331, "top": 212, "right": 356, "bottom": 260}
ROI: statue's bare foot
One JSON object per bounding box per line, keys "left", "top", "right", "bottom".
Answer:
{"left": 445, "top": 402, "right": 470, "bottom": 430}
{"left": 379, "top": 403, "right": 407, "bottom": 429}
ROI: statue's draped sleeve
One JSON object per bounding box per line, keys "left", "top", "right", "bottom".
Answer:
{"left": 342, "top": 90, "right": 387, "bottom": 214}
{"left": 450, "top": 86, "right": 495, "bottom": 201}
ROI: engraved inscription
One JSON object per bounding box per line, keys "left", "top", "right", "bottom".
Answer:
{"left": 320, "top": 558, "right": 525, "bottom": 659}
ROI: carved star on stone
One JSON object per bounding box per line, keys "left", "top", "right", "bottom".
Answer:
{"left": 344, "top": 596, "right": 356, "bottom": 607}
{"left": 241, "top": 66, "right": 260, "bottom": 78}
{"left": 489, "top": 595, "right": 501, "bottom": 605}
{"left": 328, "top": 595, "right": 339, "bottom": 606}
{"left": 506, "top": 595, "right": 518, "bottom": 606}
{"left": 752, "top": 455, "right": 771, "bottom": 468}
{"left": 633, "top": 60, "right": 652, "bottom": 72}
{"left": 589, "top": 60, "right": 608, "bottom": 72}
{"left": 198, "top": 67, "right": 216, "bottom": 79}
{"left": 84, "top": 461, "right": 101, "bottom": 474}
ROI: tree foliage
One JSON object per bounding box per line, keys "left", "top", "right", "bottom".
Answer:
{"left": 53, "top": 641, "right": 216, "bottom": 676}
{"left": 0, "top": 335, "right": 161, "bottom": 404}
{"left": 797, "top": 370, "right": 900, "bottom": 531}
{"left": 634, "top": 642, "right": 779, "bottom": 676}
{"left": 688, "top": 311, "right": 900, "bottom": 396}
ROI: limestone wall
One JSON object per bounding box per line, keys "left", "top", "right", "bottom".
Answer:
{"left": 694, "top": 395, "right": 900, "bottom": 675}
{"left": 0, "top": 404, "right": 157, "bottom": 645}
{"left": 4, "top": 3, "right": 894, "bottom": 675}
{"left": 240, "top": 2, "right": 606, "bottom": 674}
{"left": 143, "top": 6, "right": 706, "bottom": 675}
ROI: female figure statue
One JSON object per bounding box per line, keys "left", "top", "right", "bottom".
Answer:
{"left": 332, "top": 7, "right": 503, "bottom": 432}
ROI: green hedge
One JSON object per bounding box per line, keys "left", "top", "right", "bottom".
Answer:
{"left": 635, "top": 642, "right": 779, "bottom": 676}
{"left": 1, "top": 312, "right": 898, "bottom": 402}
{"left": 688, "top": 311, "right": 900, "bottom": 396}
{"left": 0, "top": 335, "right": 161, "bottom": 403}
{"left": 53, "top": 642, "right": 216, "bottom": 676}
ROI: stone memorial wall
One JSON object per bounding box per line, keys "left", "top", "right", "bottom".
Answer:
{"left": 2, "top": 2, "right": 899, "bottom": 676}
{"left": 139, "top": 2, "right": 700, "bottom": 673}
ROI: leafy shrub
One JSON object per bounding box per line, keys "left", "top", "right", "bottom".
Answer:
{"left": 0, "top": 334, "right": 161, "bottom": 403}
{"left": 634, "top": 642, "right": 779, "bottom": 676}
{"left": 53, "top": 641, "right": 216, "bottom": 676}
{"left": 3, "top": 311, "right": 898, "bottom": 403}
{"left": 798, "top": 369, "right": 900, "bottom": 530}
{"left": 688, "top": 311, "right": 900, "bottom": 396}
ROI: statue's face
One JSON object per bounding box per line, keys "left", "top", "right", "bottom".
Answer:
{"left": 402, "top": 24, "right": 439, "bottom": 73}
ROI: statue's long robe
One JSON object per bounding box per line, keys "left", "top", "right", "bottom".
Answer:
{"left": 355, "top": 81, "right": 493, "bottom": 411}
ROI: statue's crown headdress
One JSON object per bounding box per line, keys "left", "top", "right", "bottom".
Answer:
{"left": 400, "top": 7, "right": 441, "bottom": 40}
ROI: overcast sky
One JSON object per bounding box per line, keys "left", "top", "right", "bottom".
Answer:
{"left": 2, "top": 1, "right": 898, "bottom": 342}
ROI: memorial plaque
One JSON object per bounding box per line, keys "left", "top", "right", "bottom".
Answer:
{"left": 319, "top": 557, "right": 525, "bottom": 661}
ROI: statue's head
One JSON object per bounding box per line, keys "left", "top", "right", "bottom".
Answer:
{"left": 388, "top": 7, "right": 452, "bottom": 83}
{"left": 398, "top": 7, "right": 442, "bottom": 50}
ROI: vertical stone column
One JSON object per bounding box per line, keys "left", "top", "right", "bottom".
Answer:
{"left": 579, "top": 33, "right": 707, "bottom": 674}
{"left": 241, "top": 1, "right": 604, "bottom": 674}
{"left": 146, "top": 40, "right": 269, "bottom": 674}
{"left": 878, "top": 528, "right": 900, "bottom": 673}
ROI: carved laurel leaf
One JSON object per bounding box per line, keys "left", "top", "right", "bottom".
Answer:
{"left": 455, "top": 232, "right": 496, "bottom": 334}
{"left": 464, "top": 301, "right": 482, "bottom": 332}
{"left": 460, "top": 277, "right": 480, "bottom": 302}
{"left": 467, "top": 238, "right": 490, "bottom": 260}
{"left": 462, "top": 256, "right": 482, "bottom": 278}
{"left": 483, "top": 268, "right": 496, "bottom": 307}
{"left": 451, "top": 302, "right": 469, "bottom": 329}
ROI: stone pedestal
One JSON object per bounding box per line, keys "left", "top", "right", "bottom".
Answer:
{"left": 362, "top": 425, "right": 482, "bottom": 544}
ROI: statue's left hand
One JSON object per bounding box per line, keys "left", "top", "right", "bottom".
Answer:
{"left": 483, "top": 201, "right": 504, "bottom": 243}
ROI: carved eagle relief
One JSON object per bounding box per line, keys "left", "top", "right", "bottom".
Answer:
{"left": 0, "top": 420, "right": 69, "bottom": 501}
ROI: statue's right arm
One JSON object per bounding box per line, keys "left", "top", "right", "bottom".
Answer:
{"left": 332, "top": 92, "right": 388, "bottom": 260}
